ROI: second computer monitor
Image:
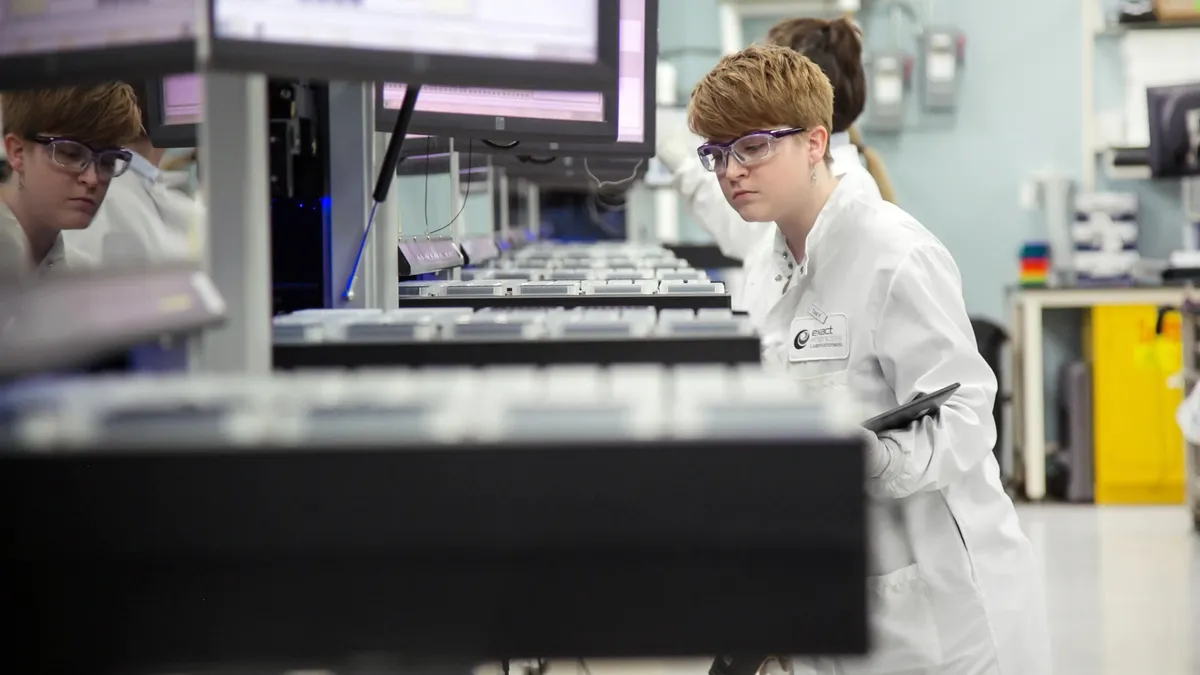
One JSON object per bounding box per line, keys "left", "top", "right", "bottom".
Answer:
{"left": 144, "top": 74, "right": 203, "bottom": 148}
{"left": 507, "top": 0, "right": 658, "bottom": 160}
{"left": 375, "top": 81, "right": 618, "bottom": 144}
{"left": 373, "top": 0, "right": 656, "bottom": 145}
{"left": 208, "top": 0, "right": 619, "bottom": 92}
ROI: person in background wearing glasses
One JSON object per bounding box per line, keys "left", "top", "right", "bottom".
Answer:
{"left": 656, "top": 16, "right": 894, "bottom": 318}
{"left": 687, "top": 46, "right": 1051, "bottom": 675}
{"left": 0, "top": 83, "right": 142, "bottom": 278}
{"left": 66, "top": 82, "right": 199, "bottom": 266}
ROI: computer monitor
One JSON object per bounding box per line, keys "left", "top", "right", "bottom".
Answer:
{"left": 0, "top": 0, "right": 197, "bottom": 90}
{"left": 487, "top": 0, "right": 658, "bottom": 160}
{"left": 375, "top": 82, "right": 618, "bottom": 143}
{"left": 1146, "top": 83, "right": 1200, "bottom": 178}
{"left": 144, "top": 74, "right": 203, "bottom": 148}
{"left": 376, "top": 0, "right": 650, "bottom": 148}
{"left": 208, "top": 0, "right": 620, "bottom": 91}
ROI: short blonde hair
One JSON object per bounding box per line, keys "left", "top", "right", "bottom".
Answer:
{"left": 688, "top": 44, "right": 834, "bottom": 159}
{"left": 1, "top": 82, "right": 143, "bottom": 149}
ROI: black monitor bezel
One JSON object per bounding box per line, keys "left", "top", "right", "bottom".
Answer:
{"left": 0, "top": 41, "right": 197, "bottom": 91}
{"left": 208, "top": 2, "right": 619, "bottom": 92}
{"left": 371, "top": 1, "right": 644, "bottom": 144}
{"left": 142, "top": 76, "right": 201, "bottom": 149}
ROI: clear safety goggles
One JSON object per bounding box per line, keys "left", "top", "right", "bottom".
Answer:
{"left": 696, "top": 127, "right": 807, "bottom": 173}
{"left": 32, "top": 135, "right": 133, "bottom": 181}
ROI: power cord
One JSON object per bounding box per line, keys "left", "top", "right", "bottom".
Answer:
{"left": 424, "top": 137, "right": 474, "bottom": 236}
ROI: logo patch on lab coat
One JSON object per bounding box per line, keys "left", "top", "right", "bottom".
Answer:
{"left": 789, "top": 313, "right": 850, "bottom": 362}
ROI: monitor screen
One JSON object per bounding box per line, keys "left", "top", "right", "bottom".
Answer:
{"left": 378, "top": 0, "right": 640, "bottom": 143}
{"left": 212, "top": 0, "right": 598, "bottom": 63}
{"left": 0, "top": 0, "right": 195, "bottom": 56}
{"left": 381, "top": 0, "right": 643, "bottom": 135}
{"left": 163, "top": 74, "right": 203, "bottom": 126}
{"left": 382, "top": 84, "right": 605, "bottom": 125}
{"left": 0, "top": 0, "right": 197, "bottom": 88}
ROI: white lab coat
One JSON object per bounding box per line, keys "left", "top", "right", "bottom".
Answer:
{"left": 668, "top": 131, "right": 880, "bottom": 316}
{"left": 65, "top": 151, "right": 199, "bottom": 265}
{"left": 0, "top": 200, "right": 93, "bottom": 280}
{"left": 758, "top": 171, "right": 1051, "bottom": 675}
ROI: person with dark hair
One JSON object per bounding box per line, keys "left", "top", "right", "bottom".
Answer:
{"left": 0, "top": 83, "right": 142, "bottom": 278}
{"left": 765, "top": 17, "right": 896, "bottom": 203}
{"left": 655, "top": 16, "right": 893, "bottom": 317}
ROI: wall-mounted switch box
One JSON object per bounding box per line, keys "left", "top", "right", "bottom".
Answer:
{"left": 864, "top": 51, "right": 911, "bottom": 133}
{"left": 921, "top": 27, "right": 966, "bottom": 112}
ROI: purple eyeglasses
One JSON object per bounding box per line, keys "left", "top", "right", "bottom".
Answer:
{"left": 696, "top": 127, "right": 807, "bottom": 173}
{"left": 31, "top": 135, "right": 133, "bottom": 180}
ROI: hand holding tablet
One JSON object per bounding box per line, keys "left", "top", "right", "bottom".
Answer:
{"left": 861, "top": 383, "right": 962, "bottom": 433}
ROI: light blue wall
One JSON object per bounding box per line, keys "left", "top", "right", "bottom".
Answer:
{"left": 657, "top": 0, "right": 1094, "bottom": 446}
{"left": 661, "top": 0, "right": 1086, "bottom": 322}
{"left": 395, "top": 168, "right": 492, "bottom": 240}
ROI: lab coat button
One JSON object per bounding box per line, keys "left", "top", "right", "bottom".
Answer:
{"left": 774, "top": 275, "right": 783, "bottom": 281}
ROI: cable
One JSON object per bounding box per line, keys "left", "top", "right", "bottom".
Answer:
{"left": 424, "top": 138, "right": 474, "bottom": 236}
{"left": 583, "top": 157, "right": 644, "bottom": 193}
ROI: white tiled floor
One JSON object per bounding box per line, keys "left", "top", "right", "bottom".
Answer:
{"left": 1020, "top": 504, "right": 1200, "bottom": 675}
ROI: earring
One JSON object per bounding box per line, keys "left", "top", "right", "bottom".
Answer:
{"left": 809, "top": 165, "right": 817, "bottom": 184}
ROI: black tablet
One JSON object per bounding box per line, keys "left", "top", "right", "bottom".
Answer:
{"left": 862, "top": 382, "right": 962, "bottom": 433}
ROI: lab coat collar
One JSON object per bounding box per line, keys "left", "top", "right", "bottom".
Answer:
{"left": 126, "top": 150, "right": 161, "bottom": 185}
{"left": 0, "top": 199, "right": 67, "bottom": 276}
{"left": 769, "top": 170, "right": 867, "bottom": 277}
{"left": 829, "top": 131, "right": 852, "bottom": 152}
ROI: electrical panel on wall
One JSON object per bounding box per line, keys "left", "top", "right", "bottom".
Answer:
{"left": 863, "top": 51, "right": 912, "bottom": 132}
{"left": 920, "top": 27, "right": 965, "bottom": 112}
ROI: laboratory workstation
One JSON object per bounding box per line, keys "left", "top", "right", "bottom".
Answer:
{"left": 2, "top": 0, "right": 1200, "bottom": 674}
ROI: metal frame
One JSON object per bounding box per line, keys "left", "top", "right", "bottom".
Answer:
{"left": 193, "top": 72, "right": 272, "bottom": 374}
{"left": 207, "top": 2, "right": 620, "bottom": 92}
{"left": 142, "top": 75, "right": 200, "bottom": 149}
{"left": 394, "top": 295, "right": 732, "bottom": 310}
{"left": 323, "top": 81, "right": 377, "bottom": 310}
{"left": 0, "top": 41, "right": 196, "bottom": 90}
{"left": 275, "top": 333, "right": 760, "bottom": 368}
{"left": 373, "top": 130, "right": 401, "bottom": 311}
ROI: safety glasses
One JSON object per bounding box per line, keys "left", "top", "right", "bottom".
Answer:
{"left": 31, "top": 135, "right": 133, "bottom": 181}
{"left": 696, "top": 127, "right": 806, "bottom": 173}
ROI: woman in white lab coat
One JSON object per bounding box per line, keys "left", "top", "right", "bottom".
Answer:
{"left": 64, "top": 82, "right": 200, "bottom": 265}
{"left": 687, "top": 45, "right": 1051, "bottom": 675}
{"left": 656, "top": 17, "right": 894, "bottom": 318}
{"left": 1, "top": 84, "right": 143, "bottom": 278}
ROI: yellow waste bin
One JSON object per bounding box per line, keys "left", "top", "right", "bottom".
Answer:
{"left": 1089, "top": 305, "right": 1186, "bottom": 504}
